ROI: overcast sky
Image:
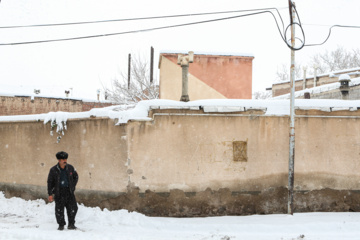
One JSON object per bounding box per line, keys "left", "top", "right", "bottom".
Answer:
{"left": 0, "top": 0, "right": 359, "bottom": 100}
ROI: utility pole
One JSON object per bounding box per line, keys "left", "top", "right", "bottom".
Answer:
{"left": 177, "top": 51, "right": 194, "bottom": 102}
{"left": 288, "top": 0, "right": 296, "bottom": 215}
{"left": 150, "top": 47, "right": 154, "bottom": 84}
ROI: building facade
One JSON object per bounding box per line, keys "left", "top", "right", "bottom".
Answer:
{"left": 272, "top": 68, "right": 360, "bottom": 97}
{"left": 159, "top": 52, "right": 254, "bottom": 101}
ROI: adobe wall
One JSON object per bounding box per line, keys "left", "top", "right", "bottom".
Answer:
{"left": 0, "top": 118, "right": 128, "bottom": 193}
{"left": 0, "top": 96, "right": 114, "bottom": 116}
{"left": 1, "top": 109, "right": 360, "bottom": 216}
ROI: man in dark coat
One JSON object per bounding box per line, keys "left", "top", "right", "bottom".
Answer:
{"left": 47, "top": 151, "right": 79, "bottom": 230}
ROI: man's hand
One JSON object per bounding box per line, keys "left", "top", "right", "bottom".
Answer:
{"left": 48, "top": 195, "right": 53, "bottom": 202}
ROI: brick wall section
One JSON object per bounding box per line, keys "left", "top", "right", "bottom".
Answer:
{"left": 0, "top": 96, "right": 114, "bottom": 116}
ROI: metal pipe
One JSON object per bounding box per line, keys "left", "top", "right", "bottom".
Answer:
{"left": 303, "top": 66, "right": 307, "bottom": 90}
{"left": 288, "top": 0, "right": 296, "bottom": 215}
{"left": 180, "top": 65, "right": 190, "bottom": 102}
{"left": 150, "top": 47, "right": 154, "bottom": 84}
{"left": 178, "top": 51, "right": 193, "bottom": 102}
{"left": 313, "top": 65, "right": 318, "bottom": 88}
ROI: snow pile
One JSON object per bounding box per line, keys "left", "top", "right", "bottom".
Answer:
{"left": 339, "top": 74, "right": 351, "bottom": 80}
{"left": 1, "top": 192, "right": 360, "bottom": 240}
{"left": 44, "top": 112, "right": 69, "bottom": 136}
{"left": 1, "top": 99, "right": 360, "bottom": 127}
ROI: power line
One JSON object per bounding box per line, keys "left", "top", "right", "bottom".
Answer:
{"left": 305, "top": 25, "right": 360, "bottom": 47}
{"left": 284, "top": 1, "right": 305, "bottom": 51}
{"left": 0, "top": 10, "right": 288, "bottom": 46}
{"left": 0, "top": 7, "right": 287, "bottom": 29}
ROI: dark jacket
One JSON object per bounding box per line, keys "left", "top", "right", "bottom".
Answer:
{"left": 47, "top": 163, "right": 78, "bottom": 197}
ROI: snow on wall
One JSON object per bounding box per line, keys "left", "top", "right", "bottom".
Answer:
{"left": 0, "top": 84, "right": 112, "bottom": 103}
{"left": 273, "top": 77, "right": 360, "bottom": 99}
{"left": 1, "top": 99, "right": 360, "bottom": 128}
{"left": 273, "top": 67, "right": 360, "bottom": 85}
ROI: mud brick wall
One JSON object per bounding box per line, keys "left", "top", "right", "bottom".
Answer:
{"left": 1, "top": 108, "right": 360, "bottom": 216}
{"left": 0, "top": 96, "right": 114, "bottom": 116}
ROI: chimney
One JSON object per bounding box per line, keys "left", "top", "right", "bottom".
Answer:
{"left": 177, "top": 51, "right": 194, "bottom": 102}
{"left": 339, "top": 74, "right": 351, "bottom": 100}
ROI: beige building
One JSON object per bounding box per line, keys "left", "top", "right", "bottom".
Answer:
{"left": 159, "top": 52, "right": 254, "bottom": 101}
{"left": 271, "top": 68, "right": 360, "bottom": 97}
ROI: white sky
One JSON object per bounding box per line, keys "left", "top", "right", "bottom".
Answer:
{"left": 0, "top": 0, "right": 359, "bottom": 100}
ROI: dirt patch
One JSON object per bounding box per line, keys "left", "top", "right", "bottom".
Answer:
{"left": 2, "top": 183, "right": 360, "bottom": 217}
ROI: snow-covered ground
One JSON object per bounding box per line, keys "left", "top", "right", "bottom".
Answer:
{"left": 1, "top": 192, "right": 360, "bottom": 240}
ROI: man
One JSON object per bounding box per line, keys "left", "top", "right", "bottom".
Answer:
{"left": 47, "top": 151, "right": 79, "bottom": 230}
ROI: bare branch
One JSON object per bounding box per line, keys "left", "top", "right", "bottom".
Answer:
{"left": 104, "top": 54, "right": 159, "bottom": 105}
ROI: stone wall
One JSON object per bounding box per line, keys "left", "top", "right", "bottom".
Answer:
{"left": 0, "top": 96, "right": 114, "bottom": 116}
{"left": 1, "top": 108, "right": 360, "bottom": 216}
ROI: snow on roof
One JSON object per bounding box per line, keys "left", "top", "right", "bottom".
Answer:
{"left": 339, "top": 74, "right": 351, "bottom": 80}
{"left": 1, "top": 99, "right": 360, "bottom": 135}
{"left": 0, "top": 84, "right": 109, "bottom": 103}
{"left": 273, "top": 77, "right": 360, "bottom": 99}
{"left": 273, "top": 67, "right": 360, "bottom": 85}
{"left": 160, "top": 50, "right": 254, "bottom": 58}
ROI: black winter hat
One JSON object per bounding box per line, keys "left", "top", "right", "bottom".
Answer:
{"left": 56, "top": 151, "right": 68, "bottom": 160}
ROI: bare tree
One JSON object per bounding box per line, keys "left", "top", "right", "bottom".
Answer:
{"left": 252, "top": 90, "right": 272, "bottom": 99}
{"left": 104, "top": 54, "right": 159, "bottom": 104}
{"left": 310, "top": 46, "right": 360, "bottom": 74}
{"left": 274, "top": 46, "right": 360, "bottom": 82}
{"left": 275, "top": 63, "right": 302, "bottom": 82}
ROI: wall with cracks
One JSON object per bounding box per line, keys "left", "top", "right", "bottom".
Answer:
{"left": 1, "top": 107, "right": 360, "bottom": 216}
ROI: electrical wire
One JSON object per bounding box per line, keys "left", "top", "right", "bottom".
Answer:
{"left": 305, "top": 25, "right": 360, "bottom": 47}
{"left": 0, "top": 9, "right": 288, "bottom": 46}
{"left": 284, "top": 1, "right": 305, "bottom": 51}
{"left": 0, "top": 7, "right": 287, "bottom": 29}
{"left": 0, "top": 3, "right": 358, "bottom": 50}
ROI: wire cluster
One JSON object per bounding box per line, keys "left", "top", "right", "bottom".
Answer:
{"left": 0, "top": 4, "right": 358, "bottom": 49}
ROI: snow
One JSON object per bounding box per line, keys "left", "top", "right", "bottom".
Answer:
{"left": 339, "top": 74, "right": 351, "bottom": 81}
{"left": 1, "top": 99, "right": 360, "bottom": 133}
{"left": 0, "top": 83, "right": 110, "bottom": 102}
{"left": 1, "top": 192, "right": 360, "bottom": 240}
{"left": 273, "top": 67, "right": 360, "bottom": 85}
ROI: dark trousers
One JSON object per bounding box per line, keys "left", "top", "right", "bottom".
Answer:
{"left": 55, "top": 187, "right": 78, "bottom": 226}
